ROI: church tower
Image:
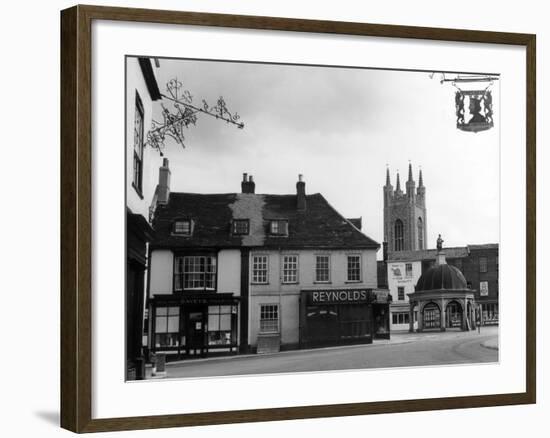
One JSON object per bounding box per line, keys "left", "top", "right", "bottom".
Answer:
{"left": 383, "top": 163, "right": 427, "bottom": 255}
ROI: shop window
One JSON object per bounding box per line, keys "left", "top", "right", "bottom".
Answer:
{"left": 270, "top": 220, "right": 289, "bottom": 236}
{"left": 482, "top": 303, "right": 499, "bottom": 324}
{"left": 315, "top": 255, "right": 330, "bottom": 282}
{"left": 174, "top": 256, "right": 217, "bottom": 291}
{"left": 173, "top": 220, "right": 192, "bottom": 235}
{"left": 405, "top": 263, "right": 413, "bottom": 277}
{"left": 252, "top": 254, "right": 269, "bottom": 284}
{"left": 392, "top": 312, "right": 410, "bottom": 324}
{"left": 479, "top": 256, "right": 488, "bottom": 273}
{"left": 282, "top": 255, "right": 298, "bottom": 283}
{"left": 132, "top": 91, "right": 144, "bottom": 195}
{"left": 232, "top": 219, "right": 249, "bottom": 235}
{"left": 207, "top": 305, "right": 236, "bottom": 346}
{"left": 260, "top": 304, "right": 279, "bottom": 333}
{"left": 155, "top": 306, "right": 179, "bottom": 347}
{"left": 347, "top": 255, "right": 361, "bottom": 282}
{"left": 398, "top": 286, "right": 405, "bottom": 300}
{"left": 339, "top": 304, "right": 371, "bottom": 339}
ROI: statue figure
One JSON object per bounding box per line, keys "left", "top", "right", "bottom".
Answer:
{"left": 436, "top": 234, "right": 444, "bottom": 251}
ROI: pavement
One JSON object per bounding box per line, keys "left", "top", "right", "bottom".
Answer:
{"left": 147, "top": 326, "right": 498, "bottom": 379}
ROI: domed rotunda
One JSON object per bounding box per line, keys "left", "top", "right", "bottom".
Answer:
{"left": 407, "top": 251, "right": 477, "bottom": 332}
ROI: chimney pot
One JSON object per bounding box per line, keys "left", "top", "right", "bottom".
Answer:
{"left": 241, "top": 172, "right": 255, "bottom": 194}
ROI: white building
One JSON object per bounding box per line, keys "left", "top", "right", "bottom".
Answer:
{"left": 125, "top": 56, "right": 163, "bottom": 379}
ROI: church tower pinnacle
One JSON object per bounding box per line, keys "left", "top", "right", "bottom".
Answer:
{"left": 406, "top": 161, "right": 415, "bottom": 200}
{"left": 395, "top": 171, "right": 402, "bottom": 194}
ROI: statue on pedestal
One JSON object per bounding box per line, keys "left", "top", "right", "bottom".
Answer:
{"left": 436, "top": 234, "right": 444, "bottom": 251}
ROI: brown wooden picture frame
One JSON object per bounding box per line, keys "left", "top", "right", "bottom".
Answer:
{"left": 60, "top": 4, "right": 536, "bottom": 433}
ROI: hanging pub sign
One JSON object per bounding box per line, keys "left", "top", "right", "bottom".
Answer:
{"left": 432, "top": 73, "right": 499, "bottom": 133}
{"left": 455, "top": 89, "right": 494, "bottom": 133}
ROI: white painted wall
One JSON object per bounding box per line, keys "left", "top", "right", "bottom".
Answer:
{"left": 387, "top": 260, "right": 423, "bottom": 304}
{"left": 217, "top": 249, "right": 241, "bottom": 295}
{"left": 149, "top": 249, "right": 241, "bottom": 297}
{"left": 149, "top": 250, "right": 174, "bottom": 296}
{"left": 125, "top": 57, "right": 164, "bottom": 220}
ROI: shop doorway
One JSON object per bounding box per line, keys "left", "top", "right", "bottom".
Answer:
{"left": 305, "top": 305, "right": 339, "bottom": 345}
{"left": 186, "top": 310, "right": 206, "bottom": 356}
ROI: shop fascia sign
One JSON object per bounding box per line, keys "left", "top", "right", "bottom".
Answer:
{"left": 304, "top": 289, "right": 371, "bottom": 305}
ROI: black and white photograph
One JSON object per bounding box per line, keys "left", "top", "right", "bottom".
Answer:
{"left": 126, "top": 55, "right": 500, "bottom": 381}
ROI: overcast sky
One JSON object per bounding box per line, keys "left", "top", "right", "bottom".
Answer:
{"left": 143, "top": 57, "right": 500, "bottom": 256}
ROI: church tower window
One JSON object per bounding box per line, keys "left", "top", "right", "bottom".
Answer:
{"left": 417, "top": 217, "right": 424, "bottom": 249}
{"left": 394, "top": 219, "right": 404, "bottom": 251}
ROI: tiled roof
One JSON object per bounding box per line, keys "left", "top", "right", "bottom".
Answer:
{"left": 151, "top": 192, "right": 380, "bottom": 250}
{"left": 388, "top": 246, "right": 469, "bottom": 262}
{"left": 467, "top": 243, "right": 499, "bottom": 251}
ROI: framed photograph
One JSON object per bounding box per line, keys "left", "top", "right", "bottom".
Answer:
{"left": 60, "top": 4, "right": 536, "bottom": 433}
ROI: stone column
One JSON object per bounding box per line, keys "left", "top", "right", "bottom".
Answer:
{"left": 462, "top": 298, "right": 468, "bottom": 331}
{"left": 409, "top": 301, "right": 415, "bottom": 333}
{"left": 417, "top": 302, "right": 423, "bottom": 332}
{"left": 440, "top": 298, "right": 446, "bottom": 331}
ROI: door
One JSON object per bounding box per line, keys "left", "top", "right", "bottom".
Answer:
{"left": 186, "top": 311, "right": 205, "bottom": 353}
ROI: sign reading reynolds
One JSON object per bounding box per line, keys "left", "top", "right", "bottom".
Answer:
{"left": 303, "top": 289, "right": 371, "bottom": 305}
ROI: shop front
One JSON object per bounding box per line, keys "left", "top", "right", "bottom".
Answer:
{"left": 149, "top": 293, "right": 239, "bottom": 359}
{"left": 299, "top": 288, "right": 388, "bottom": 348}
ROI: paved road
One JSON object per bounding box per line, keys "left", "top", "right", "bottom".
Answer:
{"left": 163, "top": 327, "right": 498, "bottom": 379}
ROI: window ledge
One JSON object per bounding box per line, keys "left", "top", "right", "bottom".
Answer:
{"left": 344, "top": 280, "right": 362, "bottom": 284}
{"left": 251, "top": 282, "right": 270, "bottom": 285}
{"left": 313, "top": 281, "right": 332, "bottom": 284}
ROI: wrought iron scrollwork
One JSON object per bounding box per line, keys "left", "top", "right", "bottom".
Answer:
{"left": 145, "top": 77, "right": 244, "bottom": 154}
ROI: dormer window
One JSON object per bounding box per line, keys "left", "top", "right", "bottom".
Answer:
{"left": 269, "top": 220, "right": 288, "bottom": 236}
{"left": 232, "top": 219, "right": 250, "bottom": 235}
{"left": 173, "top": 220, "right": 192, "bottom": 235}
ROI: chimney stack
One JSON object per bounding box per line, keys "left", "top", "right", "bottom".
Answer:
{"left": 241, "top": 172, "right": 255, "bottom": 194}
{"left": 157, "top": 158, "right": 171, "bottom": 205}
{"left": 296, "top": 174, "right": 306, "bottom": 211}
